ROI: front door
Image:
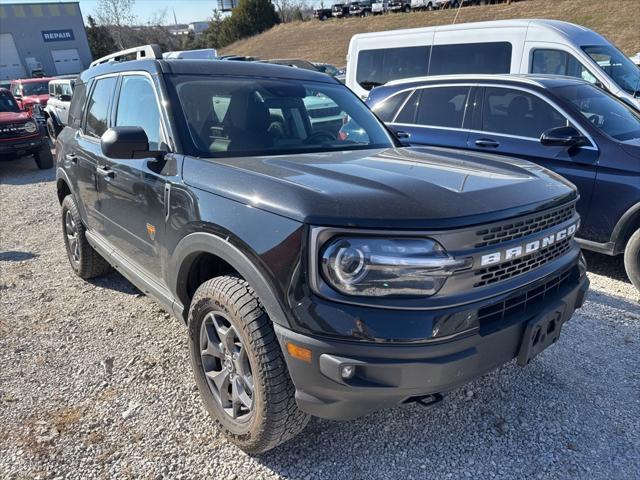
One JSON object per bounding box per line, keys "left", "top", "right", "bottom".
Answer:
{"left": 467, "top": 86, "right": 598, "bottom": 225}
{"left": 95, "top": 74, "right": 169, "bottom": 278}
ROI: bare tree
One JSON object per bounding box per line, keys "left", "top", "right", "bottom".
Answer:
{"left": 94, "top": 0, "right": 137, "bottom": 49}
{"left": 272, "top": 0, "right": 309, "bottom": 22}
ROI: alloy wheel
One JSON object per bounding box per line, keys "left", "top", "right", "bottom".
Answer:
{"left": 64, "top": 210, "right": 80, "bottom": 263}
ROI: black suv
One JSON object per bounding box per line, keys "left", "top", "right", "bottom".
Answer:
{"left": 56, "top": 45, "right": 588, "bottom": 453}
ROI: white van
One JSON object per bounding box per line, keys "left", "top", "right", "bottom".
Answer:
{"left": 346, "top": 19, "right": 640, "bottom": 107}
{"left": 162, "top": 48, "right": 218, "bottom": 60}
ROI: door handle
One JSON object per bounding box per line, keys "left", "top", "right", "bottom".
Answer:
{"left": 164, "top": 183, "right": 171, "bottom": 221}
{"left": 475, "top": 138, "right": 500, "bottom": 148}
{"left": 96, "top": 166, "right": 115, "bottom": 179}
{"left": 65, "top": 153, "right": 77, "bottom": 164}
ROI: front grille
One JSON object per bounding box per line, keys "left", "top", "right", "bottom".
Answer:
{"left": 474, "top": 236, "right": 573, "bottom": 288}
{"left": 474, "top": 204, "right": 575, "bottom": 248}
{"left": 308, "top": 106, "right": 342, "bottom": 119}
{"left": 0, "top": 123, "right": 33, "bottom": 140}
{"left": 478, "top": 266, "right": 575, "bottom": 326}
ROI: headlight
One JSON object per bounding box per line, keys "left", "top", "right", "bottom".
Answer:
{"left": 23, "top": 121, "right": 37, "bottom": 133}
{"left": 320, "top": 237, "right": 471, "bottom": 297}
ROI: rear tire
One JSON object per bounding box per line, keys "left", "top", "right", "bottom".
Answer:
{"left": 34, "top": 140, "right": 53, "bottom": 170}
{"left": 624, "top": 228, "right": 640, "bottom": 292}
{"left": 188, "top": 276, "right": 310, "bottom": 454}
{"left": 46, "top": 117, "right": 59, "bottom": 142}
{"left": 61, "top": 195, "right": 112, "bottom": 279}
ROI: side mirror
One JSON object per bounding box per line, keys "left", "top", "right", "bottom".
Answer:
{"left": 101, "top": 126, "right": 164, "bottom": 160}
{"left": 60, "top": 94, "right": 72, "bottom": 102}
{"left": 540, "top": 126, "right": 588, "bottom": 148}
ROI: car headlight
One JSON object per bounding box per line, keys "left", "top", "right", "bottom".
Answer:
{"left": 23, "top": 121, "right": 37, "bottom": 133}
{"left": 320, "top": 236, "right": 471, "bottom": 297}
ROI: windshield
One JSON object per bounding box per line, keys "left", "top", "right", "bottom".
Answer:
{"left": 167, "top": 75, "right": 394, "bottom": 158}
{"left": 21, "top": 81, "right": 49, "bottom": 96}
{"left": 582, "top": 45, "right": 640, "bottom": 96}
{"left": 554, "top": 83, "right": 640, "bottom": 142}
{"left": 0, "top": 91, "right": 20, "bottom": 112}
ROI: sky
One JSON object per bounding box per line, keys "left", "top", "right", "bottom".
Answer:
{"left": 0, "top": 0, "right": 220, "bottom": 24}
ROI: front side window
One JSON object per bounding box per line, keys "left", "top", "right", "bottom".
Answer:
{"left": 581, "top": 45, "right": 640, "bottom": 96}
{"left": 60, "top": 83, "right": 73, "bottom": 97}
{"left": 429, "top": 42, "right": 512, "bottom": 76}
{"left": 555, "top": 83, "right": 640, "bottom": 142}
{"left": 531, "top": 49, "right": 598, "bottom": 84}
{"left": 84, "top": 77, "right": 117, "bottom": 139}
{"left": 0, "top": 91, "right": 20, "bottom": 112}
{"left": 482, "top": 87, "right": 567, "bottom": 139}
{"left": 68, "top": 81, "right": 87, "bottom": 129}
{"left": 115, "top": 76, "right": 162, "bottom": 150}
{"left": 167, "top": 76, "right": 394, "bottom": 158}
{"left": 356, "top": 46, "right": 430, "bottom": 91}
{"left": 415, "top": 86, "right": 470, "bottom": 128}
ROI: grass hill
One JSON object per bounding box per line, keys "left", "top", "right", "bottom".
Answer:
{"left": 220, "top": 0, "right": 639, "bottom": 67}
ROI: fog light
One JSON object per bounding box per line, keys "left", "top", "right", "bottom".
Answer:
{"left": 340, "top": 365, "right": 356, "bottom": 379}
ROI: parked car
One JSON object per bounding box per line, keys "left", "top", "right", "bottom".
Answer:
{"left": 56, "top": 44, "right": 589, "bottom": 454}
{"left": 410, "top": 0, "right": 441, "bottom": 10}
{"left": 0, "top": 88, "right": 53, "bottom": 169}
{"left": 349, "top": 1, "right": 373, "bottom": 16}
{"left": 9, "top": 77, "right": 54, "bottom": 111}
{"left": 371, "top": 0, "right": 388, "bottom": 14}
{"left": 313, "top": 7, "right": 333, "bottom": 19}
{"left": 388, "top": 0, "right": 411, "bottom": 12}
{"left": 367, "top": 74, "right": 640, "bottom": 290}
{"left": 312, "top": 62, "right": 341, "bottom": 78}
{"left": 331, "top": 3, "right": 350, "bottom": 17}
{"left": 630, "top": 53, "right": 640, "bottom": 67}
{"left": 44, "top": 77, "right": 75, "bottom": 141}
{"left": 258, "top": 59, "right": 320, "bottom": 71}
{"left": 346, "top": 19, "right": 640, "bottom": 107}
{"left": 218, "top": 55, "right": 258, "bottom": 62}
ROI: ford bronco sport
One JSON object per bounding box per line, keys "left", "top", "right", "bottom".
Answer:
{"left": 56, "top": 45, "right": 589, "bottom": 453}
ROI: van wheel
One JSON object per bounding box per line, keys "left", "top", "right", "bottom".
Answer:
{"left": 61, "top": 195, "right": 112, "bottom": 278}
{"left": 46, "top": 117, "right": 59, "bottom": 142}
{"left": 34, "top": 140, "right": 54, "bottom": 169}
{"left": 624, "top": 228, "right": 640, "bottom": 292}
{"left": 404, "top": 4, "right": 411, "bottom": 12}
{"left": 188, "top": 276, "right": 310, "bottom": 453}
{"left": 427, "top": 2, "right": 433, "bottom": 10}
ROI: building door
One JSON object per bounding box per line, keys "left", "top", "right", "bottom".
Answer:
{"left": 0, "top": 33, "right": 26, "bottom": 80}
{"left": 51, "top": 49, "right": 82, "bottom": 75}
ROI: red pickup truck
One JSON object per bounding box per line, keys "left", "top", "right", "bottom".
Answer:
{"left": 9, "top": 77, "right": 54, "bottom": 111}
{"left": 0, "top": 88, "right": 53, "bottom": 169}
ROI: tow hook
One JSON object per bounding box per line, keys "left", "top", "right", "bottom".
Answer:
{"left": 405, "top": 393, "right": 444, "bottom": 408}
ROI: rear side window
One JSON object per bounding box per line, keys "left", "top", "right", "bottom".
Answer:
{"left": 115, "top": 76, "right": 162, "bottom": 150}
{"left": 372, "top": 90, "right": 410, "bottom": 122}
{"left": 356, "top": 46, "right": 430, "bottom": 91}
{"left": 415, "top": 86, "right": 470, "bottom": 128}
{"left": 481, "top": 87, "right": 567, "bottom": 139}
{"left": 429, "top": 42, "right": 512, "bottom": 75}
{"left": 84, "top": 77, "right": 117, "bottom": 138}
{"left": 531, "top": 49, "right": 598, "bottom": 84}
{"left": 67, "top": 82, "right": 87, "bottom": 129}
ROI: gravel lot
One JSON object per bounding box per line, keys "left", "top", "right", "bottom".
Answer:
{"left": 1, "top": 156, "right": 639, "bottom": 480}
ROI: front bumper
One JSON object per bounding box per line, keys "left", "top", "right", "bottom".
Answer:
{"left": 276, "top": 265, "right": 588, "bottom": 420}
{"left": 0, "top": 134, "right": 43, "bottom": 158}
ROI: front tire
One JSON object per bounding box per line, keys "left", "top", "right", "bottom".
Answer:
{"left": 61, "top": 195, "right": 112, "bottom": 279}
{"left": 34, "top": 140, "right": 54, "bottom": 169}
{"left": 624, "top": 228, "right": 640, "bottom": 292}
{"left": 46, "top": 117, "right": 59, "bottom": 142}
{"left": 188, "top": 276, "right": 309, "bottom": 454}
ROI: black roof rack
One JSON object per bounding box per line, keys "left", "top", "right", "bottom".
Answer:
{"left": 89, "top": 44, "right": 162, "bottom": 68}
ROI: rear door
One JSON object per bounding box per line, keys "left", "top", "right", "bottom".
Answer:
{"left": 388, "top": 85, "right": 473, "bottom": 149}
{"left": 467, "top": 85, "right": 598, "bottom": 223}
{"left": 95, "top": 74, "right": 171, "bottom": 278}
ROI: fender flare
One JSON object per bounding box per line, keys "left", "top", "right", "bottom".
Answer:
{"left": 170, "top": 232, "right": 291, "bottom": 328}
{"left": 611, "top": 201, "right": 640, "bottom": 254}
{"left": 44, "top": 107, "right": 61, "bottom": 127}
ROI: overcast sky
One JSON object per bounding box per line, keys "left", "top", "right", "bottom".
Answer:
{"left": 0, "top": 0, "right": 221, "bottom": 24}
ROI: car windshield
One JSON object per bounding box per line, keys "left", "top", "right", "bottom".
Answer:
{"left": 22, "top": 81, "right": 49, "bottom": 96}
{"left": 0, "top": 91, "right": 20, "bottom": 112}
{"left": 554, "top": 83, "right": 640, "bottom": 142}
{"left": 582, "top": 45, "right": 640, "bottom": 96}
{"left": 167, "top": 75, "right": 394, "bottom": 158}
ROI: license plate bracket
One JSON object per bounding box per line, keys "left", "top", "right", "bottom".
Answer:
{"left": 517, "top": 302, "right": 566, "bottom": 366}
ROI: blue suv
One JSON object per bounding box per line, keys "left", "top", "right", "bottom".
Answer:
{"left": 367, "top": 75, "right": 640, "bottom": 291}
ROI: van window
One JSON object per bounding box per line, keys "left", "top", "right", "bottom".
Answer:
{"left": 429, "top": 42, "right": 512, "bottom": 76}
{"left": 415, "top": 86, "right": 470, "bottom": 128}
{"left": 84, "top": 77, "right": 117, "bottom": 139}
{"left": 481, "top": 87, "right": 567, "bottom": 139}
{"left": 531, "top": 49, "right": 598, "bottom": 84}
{"left": 371, "top": 90, "right": 410, "bottom": 122}
{"left": 356, "top": 46, "right": 430, "bottom": 91}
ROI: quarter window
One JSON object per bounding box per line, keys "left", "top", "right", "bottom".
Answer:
{"left": 84, "top": 77, "right": 117, "bottom": 139}
{"left": 482, "top": 88, "right": 568, "bottom": 139}
{"left": 356, "top": 46, "right": 430, "bottom": 91}
{"left": 531, "top": 49, "right": 598, "bottom": 84}
{"left": 429, "top": 42, "right": 512, "bottom": 75}
{"left": 372, "top": 90, "right": 410, "bottom": 122}
{"left": 115, "top": 76, "right": 162, "bottom": 150}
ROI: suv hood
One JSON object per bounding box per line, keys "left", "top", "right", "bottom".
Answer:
{"left": 183, "top": 146, "right": 577, "bottom": 229}
{"left": 0, "top": 111, "right": 31, "bottom": 124}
